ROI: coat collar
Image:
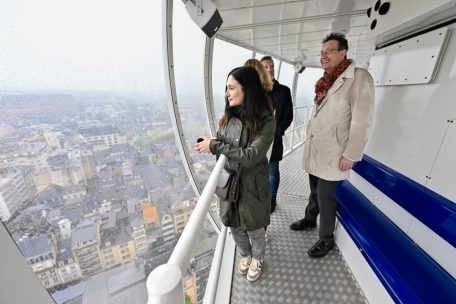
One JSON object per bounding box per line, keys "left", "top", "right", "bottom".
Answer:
{"left": 272, "top": 79, "right": 280, "bottom": 90}
{"left": 315, "top": 60, "right": 356, "bottom": 114}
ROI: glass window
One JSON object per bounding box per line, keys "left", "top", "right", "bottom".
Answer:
{"left": 273, "top": 62, "right": 295, "bottom": 152}
{"left": 255, "top": 51, "right": 266, "bottom": 61}
{"left": 0, "top": 0, "right": 216, "bottom": 303}
{"left": 212, "top": 39, "right": 253, "bottom": 126}
{"left": 288, "top": 67, "right": 321, "bottom": 148}
{"left": 277, "top": 62, "right": 295, "bottom": 91}
{"left": 173, "top": 2, "right": 215, "bottom": 188}
{"left": 295, "top": 67, "right": 322, "bottom": 108}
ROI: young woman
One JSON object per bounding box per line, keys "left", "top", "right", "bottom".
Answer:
{"left": 195, "top": 66, "right": 275, "bottom": 282}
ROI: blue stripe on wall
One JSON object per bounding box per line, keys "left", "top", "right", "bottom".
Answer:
{"left": 336, "top": 181, "right": 456, "bottom": 303}
{"left": 352, "top": 154, "right": 456, "bottom": 247}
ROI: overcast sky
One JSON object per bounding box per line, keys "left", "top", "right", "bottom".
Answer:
{"left": 0, "top": 0, "right": 320, "bottom": 106}
{"left": 0, "top": 0, "right": 166, "bottom": 95}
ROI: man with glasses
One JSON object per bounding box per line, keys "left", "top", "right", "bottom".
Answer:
{"left": 290, "top": 32, "right": 375, "bottom": 258}
{"left": 261, "top": 56, "right": 294, "bottom": 213}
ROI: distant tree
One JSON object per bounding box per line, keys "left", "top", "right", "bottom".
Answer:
{"left": 185, "top": 293, "right": 192, "bottom": 304}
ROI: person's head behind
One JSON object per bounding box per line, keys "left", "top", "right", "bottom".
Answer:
{"left": 222, "top": 66, "right": 273, "bottom": 136}
{"left": 320, "top": 32, "right": 348, "bottom": 73}
{"left": 244, "top": 58, "right": 273, "bottom": 92}
{"left": 260, "top": 55, "right": 275, "bottom": 81}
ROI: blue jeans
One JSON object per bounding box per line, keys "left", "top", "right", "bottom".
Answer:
{"left": 269, "top": 161, "right": 280, "bottom": 201}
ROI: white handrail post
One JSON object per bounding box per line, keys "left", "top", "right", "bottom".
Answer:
{"left": 147, "top": 264, "right": 184, "bottom": 304}
{"left": 168, "top": 155, "right": 227, "bottom": 272}
{"left": 146, "top": 155, "right": 227, "bottom": 303}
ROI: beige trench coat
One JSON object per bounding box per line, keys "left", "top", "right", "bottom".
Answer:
{"left": 303, "top": 61, "right": 375, "bottom": 181}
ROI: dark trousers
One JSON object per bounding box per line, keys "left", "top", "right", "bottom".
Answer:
{"left": 268, "top": 161, "right": 280, "bottom": 201}
{"left": 305, "top": 174, "right": 338, "bottom": 241}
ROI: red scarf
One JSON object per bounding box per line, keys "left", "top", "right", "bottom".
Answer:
{"left": 314, "top": 59, "right": 351, "bottom": 105}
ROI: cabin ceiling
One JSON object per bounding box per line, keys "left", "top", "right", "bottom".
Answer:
{"left": 214, "top": 0, "right": 376, "bottom": 68}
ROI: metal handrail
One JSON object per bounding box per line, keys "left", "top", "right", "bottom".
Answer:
{"left": 146, "top": 154, "right": 227, "bottom": 303}
{"left": 293, "top": 105, "right": 310, "bottom": 110}
{"left": 283, "top": 105, "right": 313, "bottom": 153}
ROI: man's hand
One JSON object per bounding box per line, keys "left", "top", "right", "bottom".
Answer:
{"left": 339, "top": 156, "right": 354, "bottom": 171}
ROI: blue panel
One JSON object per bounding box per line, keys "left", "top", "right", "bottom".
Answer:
{"left": 336, "top": 181, "right": 456, "bottom": 304}
{"left": 352, "top": 154, "right": 456, "bottom": 247}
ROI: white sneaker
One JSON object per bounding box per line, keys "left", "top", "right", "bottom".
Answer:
{"left": 238, "top": 256, "right": 251, "bottom": 275}
{"left": 247, "top": 258, "right": 263, "bottom": 282}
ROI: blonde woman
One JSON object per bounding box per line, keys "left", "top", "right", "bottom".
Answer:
{"left": 244, "top": 58, "right": 274, "bottom": 152}
{"left": 244, "top": 58, "right": 273, "bottom": 93}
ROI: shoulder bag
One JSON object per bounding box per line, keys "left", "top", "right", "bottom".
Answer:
{"left": 215, "top": 165, "right": 242, "bottom": 203}
{"left": 214, "top": 122, "right": 247, "bottom": 203}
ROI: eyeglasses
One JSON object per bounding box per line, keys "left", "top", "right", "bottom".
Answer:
{"left": 319, "top": 48, "right": 341, "bottom": 56}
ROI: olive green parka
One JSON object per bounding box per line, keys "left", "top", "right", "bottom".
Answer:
{"left": 210, "top": 112, "right": 275, "bottom": 231}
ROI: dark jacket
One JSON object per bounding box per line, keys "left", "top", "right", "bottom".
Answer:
{"left": 210, "top": 112, "right": 275, "bottom": 230}
{"left": 270, "top": 80, "right": 293, "bottom": 162}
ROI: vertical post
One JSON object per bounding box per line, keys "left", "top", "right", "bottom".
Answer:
{"left": 204, "top": 36, "right": 217, "bottom": 137}
{"left": 162, "top": 0, "right": 203, "bottom": 196}
{"left": 289, "top": 72, "right": 299, "bottom": 149}
{"left": 203, "top": 226, "right": 228, "bottom": 304}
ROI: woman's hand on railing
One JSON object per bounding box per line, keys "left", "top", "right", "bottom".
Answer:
{"left": 195, "top": 136, "right": 214, "bottom": 154}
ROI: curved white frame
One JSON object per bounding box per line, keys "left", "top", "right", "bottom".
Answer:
{"left": 162, "top": 0, "right": 202, "bottom": 195}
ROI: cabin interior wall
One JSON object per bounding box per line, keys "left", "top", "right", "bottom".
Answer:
{"left": 365, "top": 24, "right": 456, "bottom": 204}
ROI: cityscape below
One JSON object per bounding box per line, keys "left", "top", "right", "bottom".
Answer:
{"left": 0, "top": 91, "right": 218, "bottom": 304}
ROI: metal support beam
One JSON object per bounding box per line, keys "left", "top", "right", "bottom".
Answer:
{"left": 219, "top": 10, "right": 366, "bottom": 31}
{"left": 204, "top": 36, "right": 217, "bottom": 137}
{"left": 162, "top": 0, "right": 203, "bottom": 197}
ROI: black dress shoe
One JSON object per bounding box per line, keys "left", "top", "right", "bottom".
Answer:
{"left": 289, "top": 218, "right": 317, "bottom": 230}
{"left": 270, "top": 199, "right": 277, "bottom": 213}
{"left": 308, "top": 239, "right": 334, "bottom": 258}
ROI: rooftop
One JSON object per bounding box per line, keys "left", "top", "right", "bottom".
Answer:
{"left": 72, "top": 220, "right": 98, "bottom": 247}
{"left": 79, "top": 125, "right": 121, "bottom": 137}
{"left": 17, "top": 235, "right": 52, "bottom": 259}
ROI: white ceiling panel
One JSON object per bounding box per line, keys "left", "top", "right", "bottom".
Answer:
{"left": 213, "top": 0, "right": 375, "bottom": 68}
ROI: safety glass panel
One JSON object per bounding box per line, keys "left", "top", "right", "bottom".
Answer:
{"left": 0, "top": 1, "right": 212, "bottom": 303}
{"left": 277, "top": 62, "right": 295, "bottom": 91}
{"left": 211, "top": 39, "right": 253, "bottom": 127}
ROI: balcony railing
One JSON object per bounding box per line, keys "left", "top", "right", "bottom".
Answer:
{"left": 146, "top": 154, "right": 227, "bottom": 303}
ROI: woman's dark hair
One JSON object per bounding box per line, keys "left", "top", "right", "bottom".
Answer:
{"left": 220, "top": 66, "right": 273, "bottom": 137}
